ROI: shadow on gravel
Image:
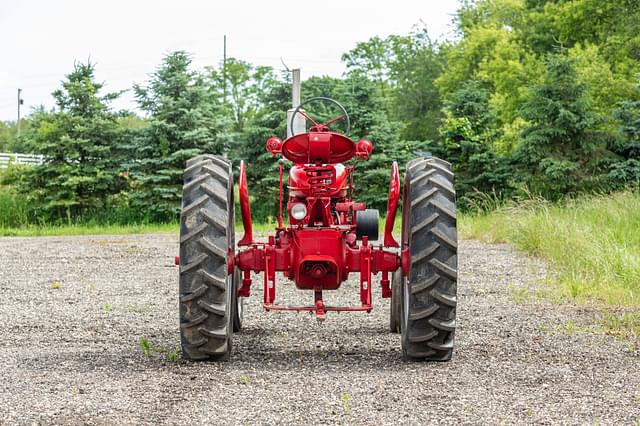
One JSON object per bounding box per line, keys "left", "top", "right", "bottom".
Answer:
{"left": 239, "top": 324, "right": 392, "bottom": 337}
{"left": 19, "top": 349, "right": 147, "bottom": 374}
{"left": 17, "top": 334, "right": 431, "bottom": 375}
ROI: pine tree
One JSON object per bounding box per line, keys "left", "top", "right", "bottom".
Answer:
{"left": 609, "top": 86, "right": 640, "bottom": 186}
{"left": 335, "top": 72, "right": 417, "bottom": 211}
{"left": 129, "top": 51, "right": 230, "bottom": 221}
{"left": 514, "top": 54, "right": 609, "bottom": 198}
{"left": 438, "top": 81, "right": 513, "bottom": 209}
{"left": 238, "top": 77, "right": 290, "bottom": 220}
{"left": 19, "top": 61, "right": 126, "bottom": 221}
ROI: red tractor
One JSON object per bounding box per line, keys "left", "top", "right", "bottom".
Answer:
{"left": 177, "top": 97, "right": 457, "bottom": 361}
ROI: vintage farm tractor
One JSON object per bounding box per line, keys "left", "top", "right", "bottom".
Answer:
{"left": 177, "top": 97, "right": 457, "bottom": 361}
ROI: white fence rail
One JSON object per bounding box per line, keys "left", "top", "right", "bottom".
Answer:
{"left": 0, "top": 153, "right": 44, "bottom": 168}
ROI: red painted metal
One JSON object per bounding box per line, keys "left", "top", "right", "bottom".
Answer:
{"left": 355, "top": 139, "right": 373, "bottom": 160}
{"left": 359, "top": 236, "right": 372, "bottom": 306}
{"left": 315, "top": 291, "right": 326, "bottom": 321}
{"left": 227, "top": 248, "right": 235, "bottom": 274}
{"left": 384, "top": 161, "right": 400, "bottom": 248}
{"left": 238, "top": 160, "right": 253, "bottom": 246}
{"left": 266, "top": 137, "right": 282, "bottom": 156}
{"left": 401, "top": 248, "right": 410, "bottom": 277}
{"left": 278, "top": 161, "right": 284, "bottom": 228}
{"left": 296, "top": 110, "right": 320, "bottom": 127}
{"left": 235, "top": 225, "right": 400, "bottom": 316}
{"left": 240, "top": 270, "right": 251, "bottom": 297}
{"left": 288, "top": 164, "right": 349, "bottom": 199}
{"left": 308, "top": 132, "right": 331, "bottom": 163}
{"left": 265, "top": 304, "right": 372, "bottom": 312}
{"left": 234, "top": 104, "right": 403, "bottom": 319}
{"left": 291, "top": 228, "right": 344, "bottom": 290}
{"left": 263, "top": 235, "right": 276, "bottom": 305}
{"left": 321, "top": 114, "right": 347, "bottom": 128}
{"left": 381, "top": 271, "right": 391, "bottom": 298}
{"left": 282, "top": 132, "right": 356, "bottom": 164}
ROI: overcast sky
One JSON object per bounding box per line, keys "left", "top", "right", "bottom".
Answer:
{"left": 0, "top": 0, "right": 461, "bottom": 121}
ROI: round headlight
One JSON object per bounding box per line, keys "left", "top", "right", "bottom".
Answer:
{"left": 291, "top": 203, "right": 307, "bottom": 220}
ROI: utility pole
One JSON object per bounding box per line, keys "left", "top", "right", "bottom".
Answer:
{"left": 223, "top": 35, "right": 227, "bottom": 106}
{"left": 291, "top": 68, "right": 301, "bottom": 107}
{"left": 17, "top": 88, "right": 23, "bottom": 139}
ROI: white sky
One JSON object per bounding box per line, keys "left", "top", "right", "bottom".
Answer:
{"left": 0, "top": 0, "right": 460, "bottom": 121}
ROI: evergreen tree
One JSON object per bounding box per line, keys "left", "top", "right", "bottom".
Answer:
{"left": 129, "top": 51, "right": 229, "bottom": 221}
{"left": 438, "top": 82, "right": 513, "bottom": 208}
{"left": 239, "top": 76, "right": 290, "bottom": 220}
{"left": 609, "top": 87, "right": 640, "bottom": 186}
{"left": 514, "top": 54, "right": 609, "bottom": 198}
{"left": 335, "top": 72, "right": 418, "bottom": 211}
{"left": 18, "top": 61, "right": 126, "bottom": 221}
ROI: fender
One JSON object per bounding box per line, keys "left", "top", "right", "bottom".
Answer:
{"left": 383, "top": 161, "right": 400, "bottom": 248}
{"left": 238, "top": 160, "right": 253, "bottom": 246}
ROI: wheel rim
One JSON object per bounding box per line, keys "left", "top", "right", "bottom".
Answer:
{"left": 235, "top": 269, "right": 244, "bottom": 324}
{"left": 401, "top": 273, "right": 410, "bottom": 348}
{"left": 237, "top": 297, "right": 244, "bottom": 323}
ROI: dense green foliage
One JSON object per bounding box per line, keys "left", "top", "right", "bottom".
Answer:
{"left": 15, "top": 63, "right": 127, "bottom": 222}
{"left": 128, "top": 52, "right": 229, "bottom": 221}
{"left": 514, "top": 55, "right": 612, "bottom": 198}
{"left": 435, "top": 0, "right": 640, "bottom": 202}
{"left": 2, "top": 0, "right": 639, "bottom": 226}
{"left": 0, "top": 120, "right": 31, "bottom": 153}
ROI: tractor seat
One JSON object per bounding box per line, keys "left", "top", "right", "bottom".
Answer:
{"left": 282, "top": 131, "right": 355, "bottom": 164}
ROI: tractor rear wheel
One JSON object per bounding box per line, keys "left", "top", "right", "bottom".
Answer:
{"left": 179, "top": 154, "right": 235, "bottom": 361}
{"left": 401, "top": 157, "right": 457, "bottom": 361}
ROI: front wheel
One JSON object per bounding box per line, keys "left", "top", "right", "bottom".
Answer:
{"left": 400, "top": 157, "right": 458, "bottom": 361}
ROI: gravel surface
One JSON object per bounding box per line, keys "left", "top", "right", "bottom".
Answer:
{"left": 0, "top": 234, "right": 638, "bottom": 425}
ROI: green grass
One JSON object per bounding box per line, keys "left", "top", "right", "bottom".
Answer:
{"left": 0, "top": 187, "right": 31, "bottom": 228}
{"left": 0, "top": 184, "right": 288, "bottom": 237}
{"left": 461, "top": 191, "right": 640, "bottom": 307}
{"left": 0, "top": 221, "right": 297, "bottom": 238}
{"left": 0, "top": 222, "right": 178, "bottom": 237}
{"left": 601, "top": 310, "right": 640, "bottom": 341}
{"left": 0, "top": 216, "right": 295, "bottom": 238}
{"left": 0, "top": 186, "right": 180, "bottom": 236}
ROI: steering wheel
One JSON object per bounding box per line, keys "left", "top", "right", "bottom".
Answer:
{"left": 290, "top": 97, "right": 351, "bottom": 136}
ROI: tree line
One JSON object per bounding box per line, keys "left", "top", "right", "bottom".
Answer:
{"left": 1, "top": 0, "right": 639, "bottom": 224}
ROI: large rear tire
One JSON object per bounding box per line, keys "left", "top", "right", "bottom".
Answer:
{"left": 400, "top": 157, "right": 457, "bottom": 361}
{"left": 179, "top": 154, "right": 235, "bottom": 361}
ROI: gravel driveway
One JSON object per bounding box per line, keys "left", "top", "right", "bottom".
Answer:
{"left": 0, "top": 234, "right": 637, "bottom": 425}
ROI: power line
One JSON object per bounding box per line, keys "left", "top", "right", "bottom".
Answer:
{"left": 223, "top": 34, "right": 227, "bottom": 106}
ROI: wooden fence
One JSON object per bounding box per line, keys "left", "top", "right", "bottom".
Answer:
{"left": 0, "top": 153, "right": 44, "bottom": 169}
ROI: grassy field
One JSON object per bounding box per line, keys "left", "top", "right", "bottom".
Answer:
{"left": 461, "top": 191, "right": 640, "bottom": 308}
{"left": 0, "top": 223, "right": 179, "bottom": 237}
{"left": 0, "top": 188, "right": 177, "bottom": 236}
{"left": 0, "top": 187, "right": 31, "bottom": 229}
{"left": 0, "top": 184, "right": 293, "bottom": 237}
